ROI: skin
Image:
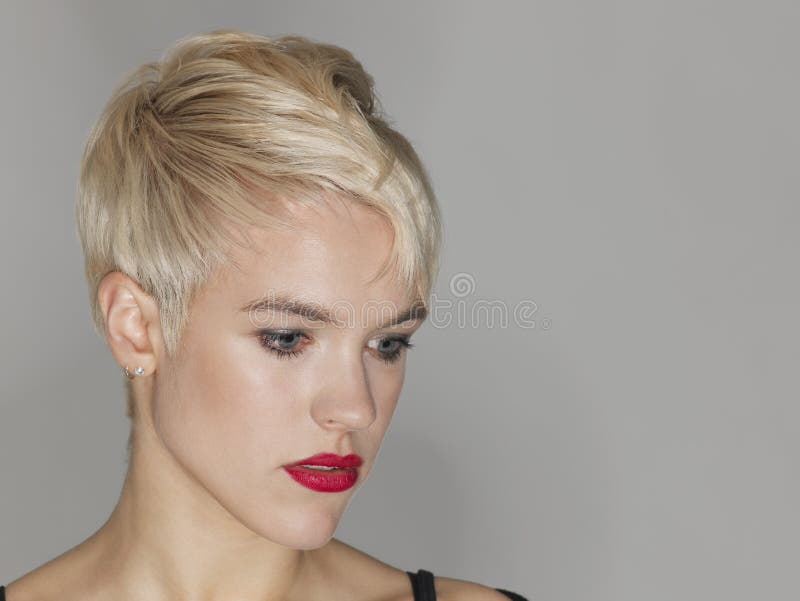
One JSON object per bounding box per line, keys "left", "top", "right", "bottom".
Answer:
{"left": 4, "top": 194, "right": 508, "bottom": 601}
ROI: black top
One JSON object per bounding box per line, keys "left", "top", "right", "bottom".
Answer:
{"left": 406, "top": 569, "right": 528, "bottom": 601}
{"left": 0, "top": 573, "right": 529, "bottom": 601}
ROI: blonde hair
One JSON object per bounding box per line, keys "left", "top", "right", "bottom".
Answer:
{"left": 76, "top": 29, "right": 443, "bottom": 420}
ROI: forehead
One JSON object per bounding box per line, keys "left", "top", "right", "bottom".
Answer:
{"left": 207, "top": 195, "right": 414, "bottom": 314}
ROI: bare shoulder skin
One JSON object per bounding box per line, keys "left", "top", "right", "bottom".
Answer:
{"left": 318, "top": 539, "right": 512, "bottom": 601}
{"left": 4, "top": 536, "right": 506, "bottom": 601}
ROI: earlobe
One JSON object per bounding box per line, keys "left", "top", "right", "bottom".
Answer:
{"left": 98, "top": 271, "right": 160, "bottom": 374}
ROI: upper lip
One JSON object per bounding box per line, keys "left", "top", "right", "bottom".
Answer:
{"left": 284, "top": 452, "right": 363, "bottom": 469}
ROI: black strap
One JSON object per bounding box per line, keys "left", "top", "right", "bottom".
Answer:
{"left": 406, "top": 569, "right": 437, "bottom": 601}
{"left": 495, "top": 587, "right": 529, "bottom": 601}
{"left": 0, "top": 584, "right": 6, "bottom": 601}
{"left": 406, "top": 569, "right": 528, "bottom": 601}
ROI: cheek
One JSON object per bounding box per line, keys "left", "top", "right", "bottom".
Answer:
{"left": 154, "top": 330, "right": 304, "bottom": 491}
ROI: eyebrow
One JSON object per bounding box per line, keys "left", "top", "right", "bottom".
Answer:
{"left": 239, "top": 293, "right": 428, "bottom": 328}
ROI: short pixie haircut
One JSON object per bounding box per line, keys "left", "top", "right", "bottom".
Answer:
{"left": 76, "top": 29, "right": 442, "bottom": 420}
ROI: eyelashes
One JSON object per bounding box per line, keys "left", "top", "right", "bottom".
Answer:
{"left": 256, "top": 330, "right": 414, "bottom": 365}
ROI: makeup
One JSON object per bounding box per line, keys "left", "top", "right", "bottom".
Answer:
{"left": 283, "top": 452, "right": 362, "bottom": 492}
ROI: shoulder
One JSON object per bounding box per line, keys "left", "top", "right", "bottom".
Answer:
{"left": 2, "top": 556, "right": 71, "bottom": 601}
{"left": 1, "top": 536, "right": 111, "bottom": 601}
{"left": 314, "top": 538, "right": 410, "bottom": 600}
{"left": 2, "top": 561, "right": 73, "bottom": 601}
{"left": 322, "top": 540, "right": 519, "bottom": 601}
{"left": 433, "top": 575, "right": 523, "bottom": 601}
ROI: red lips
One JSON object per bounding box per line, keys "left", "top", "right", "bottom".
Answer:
{"left": 283, "top": 452, "right": 363, "bottom": 492}
{"left": 284, "top": 452, "right": 363, "bottom": 469}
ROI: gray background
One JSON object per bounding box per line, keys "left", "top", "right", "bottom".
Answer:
{"left": 1, "top": 1, "right": 798, "bottom": 600}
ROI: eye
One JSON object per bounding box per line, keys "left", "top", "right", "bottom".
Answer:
{"left": 367, "top": 335, "right": 414, "bottom": 365}
{"left": 257, "top": 330, "right": 309, "bottom": 360}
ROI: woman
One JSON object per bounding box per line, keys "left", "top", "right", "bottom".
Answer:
{"left": 1, "top": 29, "right": 527, "bottom": 601}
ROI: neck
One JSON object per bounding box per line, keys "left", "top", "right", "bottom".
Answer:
{"left": 77, "top": 405, "right": 332, "bottom": 601}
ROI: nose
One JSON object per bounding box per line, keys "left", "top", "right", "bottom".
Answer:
{"left": 310, "top": 351, "right": 377, "bottom": 431}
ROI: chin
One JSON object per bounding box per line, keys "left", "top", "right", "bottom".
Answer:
{"left": 266, "top": 517, "right": 340, "bottom": 551}
{"left": 231, "top": 499, "right": 344, "bottom": 550}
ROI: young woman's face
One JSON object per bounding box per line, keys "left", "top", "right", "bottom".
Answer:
{"left": 151, "top": 197, "right": 425, "bottom": 549}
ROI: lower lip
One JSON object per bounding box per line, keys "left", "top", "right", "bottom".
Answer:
{"left": 283, "top": 466, "right": 359, "bottom": 492}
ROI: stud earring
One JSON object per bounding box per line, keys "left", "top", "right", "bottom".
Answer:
{"left": 123, "top": 365, "right": 146, "bottom": 379}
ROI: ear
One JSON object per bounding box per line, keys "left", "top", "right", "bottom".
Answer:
{"left": 97, "top": 271, "right": 164, "bottom": 378}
